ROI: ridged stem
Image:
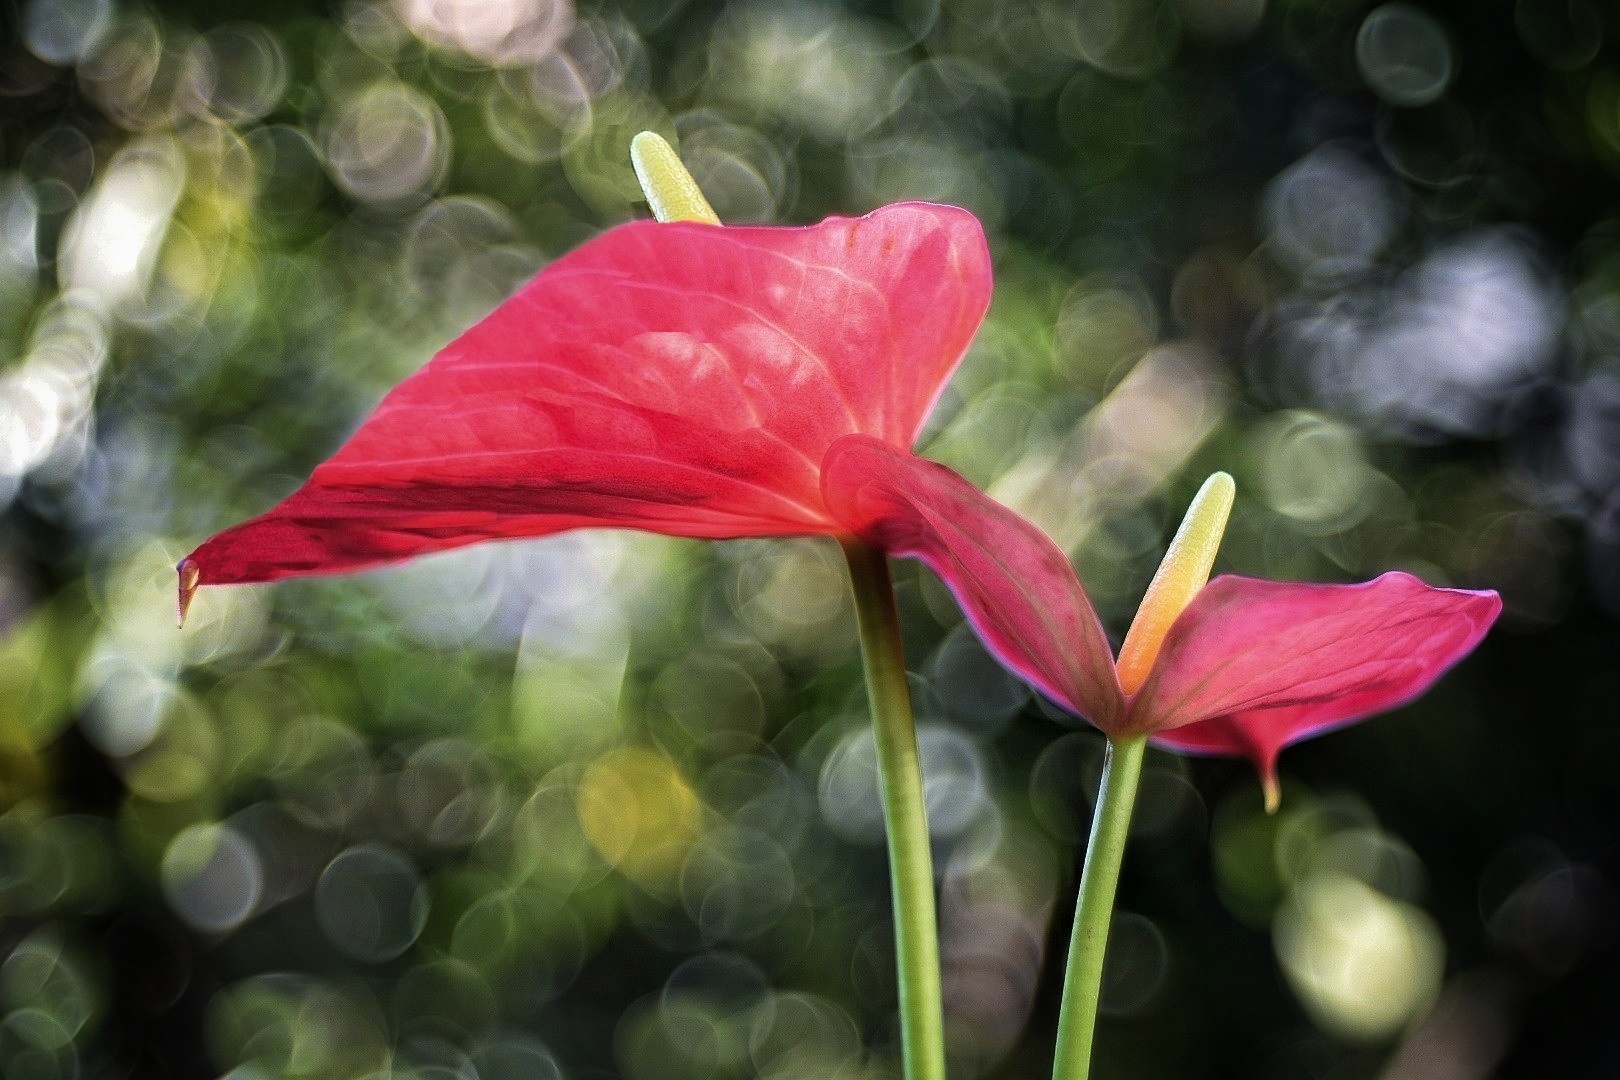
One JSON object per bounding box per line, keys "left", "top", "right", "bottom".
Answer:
{"left": 1051, "top": 735, "right": 1147, "bottom": 1080}
{"left": 841, "top": 538, "right": 946, "bottom": 1080}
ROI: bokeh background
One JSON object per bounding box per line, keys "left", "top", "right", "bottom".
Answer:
{"left": 2, "top": 0, "right": 1618, "bottom": 1076}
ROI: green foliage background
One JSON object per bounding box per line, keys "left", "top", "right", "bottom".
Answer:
{"left": 2, "top": 0, "right": 1617, "bottom": 1076}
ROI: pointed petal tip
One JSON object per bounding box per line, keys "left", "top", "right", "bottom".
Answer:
{"left": 177, "top": 558, "right": 200, "bottom": 628}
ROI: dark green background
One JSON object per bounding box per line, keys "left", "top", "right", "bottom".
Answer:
{"left": 2, "top": 0, "right": 1617, "bottom": 1076}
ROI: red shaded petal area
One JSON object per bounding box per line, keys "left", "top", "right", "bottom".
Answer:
{"left": 1149, "top": 706, "right": 1333, "bottom": 808}
{"left": 1132, "top": 573, "right": 1501, "bottom": 760}
{"left": 823, "top": 435, "right": 1125, "bottom": 733}
{"left": 186, "top": 203, "right": 990, "bottom": 587}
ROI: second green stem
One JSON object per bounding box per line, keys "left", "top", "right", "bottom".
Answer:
{"left": 1052, "top": 734, "right": 1148, "bottom": 1080}
{"left": 842, "top": 539, "right": 945, "bottom": 1080}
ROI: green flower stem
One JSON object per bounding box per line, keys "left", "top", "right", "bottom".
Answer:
{"left": 1052, "top": 734, "right": 1148, "bottom": 1080}
{"left": 841, "top": 538, "right": 946, "bottom": 1080}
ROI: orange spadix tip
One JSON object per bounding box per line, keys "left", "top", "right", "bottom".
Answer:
{"left": 1115, "top": 472, "right": 1236, "bottom": 695}
{"left": 177, "top": 559, "right": 200, "bottom": 628}
{"left": 1262, "top": 771, "right": 1282, "bottom": 815}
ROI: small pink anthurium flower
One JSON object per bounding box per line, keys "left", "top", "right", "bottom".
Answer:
{"left": 823, "top": 445, "right": 1502, "bottom": 807}
{"left": 178, "top": 138, "right": 992, "bottom": 615}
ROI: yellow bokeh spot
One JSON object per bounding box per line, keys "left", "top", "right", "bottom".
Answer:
{"left": 1274, "top": 871, "right": 1444, "bottom": 1041}
{"left": 576, "top": 747, "right": 701, "bottom": 892}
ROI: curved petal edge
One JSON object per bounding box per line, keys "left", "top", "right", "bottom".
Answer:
{"left": 182, "top": 202, "right": 992, "bottom": 593}
{"left": 822, "top": 435, "right": 1125, "bottom": 733}
{"left": 1139, "top": 572, "right": 1501, "bottom": 791}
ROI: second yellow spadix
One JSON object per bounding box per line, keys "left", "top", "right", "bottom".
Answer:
{"left": 1115, "top": 472, "right": 1236, "bottom": 695}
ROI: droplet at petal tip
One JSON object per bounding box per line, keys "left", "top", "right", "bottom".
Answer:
{"left": 1263, "top": 771, "right": 1281, "bottom": 815}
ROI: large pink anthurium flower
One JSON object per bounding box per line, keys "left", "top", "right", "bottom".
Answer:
{"left": 822, "top": 437, "right": 1501, "bottom": 805}
{"left": 179, "top": 201, "right": 991, "bottom": 609}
